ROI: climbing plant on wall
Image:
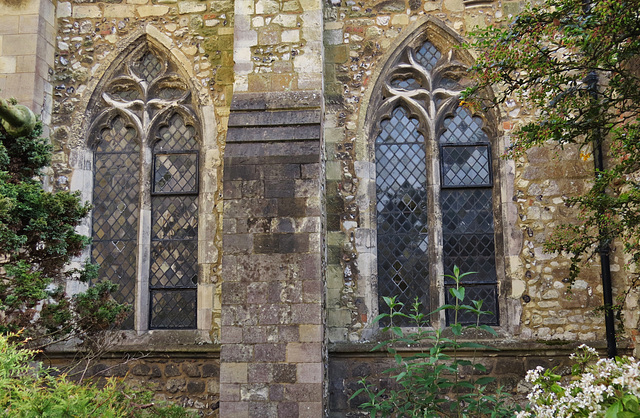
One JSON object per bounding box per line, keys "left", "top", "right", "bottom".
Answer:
{"left": 464, "top": 0, "right": 640, "bottom": 310}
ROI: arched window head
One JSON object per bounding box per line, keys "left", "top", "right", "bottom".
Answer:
{"left": 89, "top": 44, "right": 200, "bottom": 330}
{"left": 373, "top": 36, "right": 498, "bottom": 326}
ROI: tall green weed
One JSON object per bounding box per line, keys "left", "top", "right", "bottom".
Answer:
{"left": 351, "top": 267, "right": 517, "bottom": 417}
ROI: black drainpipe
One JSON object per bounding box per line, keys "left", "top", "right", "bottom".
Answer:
{"left": 585, "top": 69, "right": 617, "bottom": 359}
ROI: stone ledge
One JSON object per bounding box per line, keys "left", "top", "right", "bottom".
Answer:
{"left": 230, "top": 91, "right": 322, "bottom": 111}
{"left": 328, "top": 339, "right": 632, "bottom": 356}
{"left": 229, "top": 110, "right": 321, "bottom": 127}
{"left": 42, "top": 330, "right": 221, "bottom": 355}
{"left": 226, "top": 124, "right": 321, "bottom": 142}
{"left": 224, "top": 141, "right": 320, "bottom": 160}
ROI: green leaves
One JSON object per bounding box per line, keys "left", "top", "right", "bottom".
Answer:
{"left": 465, "top": 0, "right": 640, "bottom": 298}
{"left": 351, "top": 267, "right": 516, "bottom": 417}
{"left": 0, "top": 333, "right": 197, "bottom": 417}
{"left": 0, "top": 107, "right": 128, "bottom": 346}
{"left": 449, "top": 286, "right": 465, "bottom": 302}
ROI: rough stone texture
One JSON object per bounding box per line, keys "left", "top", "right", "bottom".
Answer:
{"left": 47, "top": 354, "right": 220, "bottom": 416}
{"left": 4, "top": 0, "right": 639, "bottom": 415}
{"left": 221, "top": 91, "right": 324, "bottom": 415}
{"left": 44, "top": 0, "right": 235, "bottom": 342}
{"left": 322, "top": 0, "right": 633, "bottom": 348}
{"left": 0, "top": 0, "right": 56, "bottom": 126}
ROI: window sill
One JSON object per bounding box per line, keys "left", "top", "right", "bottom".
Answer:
{"left": 43, "top": 329, "right": 219, "bottom": 355}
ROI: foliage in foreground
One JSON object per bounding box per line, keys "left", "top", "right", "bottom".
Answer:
{"left": 0, "top": 101, "right": 129, "bottom": 347}
{"left": 351, "top": 267, "right": 517, "bottom": 417}
{"left": 0, "top": 333, "right": 196, "bottom": 418}
{"left": 464, "top": 0, "right": 640, "bottom": 295}
{"left": 518, "top": 344, "right": 640, "bottom": 418}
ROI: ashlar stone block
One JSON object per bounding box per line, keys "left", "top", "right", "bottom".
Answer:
{"left": 220, "top": 363, "right": 249, "bottom": 384}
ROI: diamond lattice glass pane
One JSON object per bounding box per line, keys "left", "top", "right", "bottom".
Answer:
{"left": 390, "top": 77, "right": 421, "bottom": 90}
{"left": 376, "top": 107, "right": 429, "bottom": 325}
{"left": 377, "top": 233, "right": 430, "bottom": 326}
{"left": 93, "top": 153, "right": 140, "bottom": 240}
{"left": 152, "top": 196, "right": 198, "bottom": 240}
{"left": 95, "top": 116, "right": 140, "bottom": 152}
{"left": 443, "top": 236, "right": 496, "bottom": 283}
{"left": 150, "top": 290, "right": 197, "bottom": 329}
{"left": 440, "top": 107, "right": 489, "bottom": 144}
{"left": 156, "top": 113, "right": 198, "bottom": 151}
{"left": 131, "top": 51, "right": 163, "bottom": 83}
{"left": 153, "top": 153, "right": 198, "bottom": 194}
{"left": 439, "top": 78, "right": 461, "bottom": 90}
{"left": 92, "top": 148, "right": 139, "bottom": 330}
{"left": 157, "top": 87, "right": 186, "bottom": 101}
{"left": 445, "top": 285, "right": 498, "bottom": 325}
{"left": 415, "top": 41, "right": 441, "bottom": 72}
{"left": 91, "top": 241, "right": 137, "bottom": 329}
{"left": 149, "top": 240, "right": 198, "bottom": 288}
{"left": 108, "top": 88, "right": 141, "bottom": 102}
{"left": 441, "top": 189, "right": 493, "bottom": 235}
{"left": 376, "top": 107, "right": 422, "bottom": 144}
{"left": 442, "top": 145, "right": 491, "bottom": 186}
{"left": 376, "top": 145, "right": 427, "bottom": 197}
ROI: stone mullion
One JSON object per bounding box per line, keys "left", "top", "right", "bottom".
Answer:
{"left": 427, "top": 120, "right": 446, "bottom": 328}
{"left": 135, "top": 132, "right": 153, "bottom": 331}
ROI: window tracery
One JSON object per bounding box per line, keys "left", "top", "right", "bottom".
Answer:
{"left": 373, "top": 38, "right": 498, "bottom": 326}
{"left": 89, "top": 45, "right": 200, "bottom": 330}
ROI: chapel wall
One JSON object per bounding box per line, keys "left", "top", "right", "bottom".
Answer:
{"left": 322, "top": 0, "right": 630, "bottom": 346}
{"left": 47, "top": 0, "right": 235, "bottom": 339}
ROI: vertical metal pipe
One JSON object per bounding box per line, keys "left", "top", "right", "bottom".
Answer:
{"left": 586, "top": 69, "right": 618, "bottom": 358}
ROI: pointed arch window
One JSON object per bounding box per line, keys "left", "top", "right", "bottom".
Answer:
{"left": 89, "top": 46, "right": 199, "bottom": 330}
{"left": 374, "top": 38, "right": 499, "bottom": 325}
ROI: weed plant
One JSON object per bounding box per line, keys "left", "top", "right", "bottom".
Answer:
{"left": 351, "top": 267, "right": 518, "bottom": 417}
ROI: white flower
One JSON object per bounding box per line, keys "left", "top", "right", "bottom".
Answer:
{"left": 523, "top": 351, "right": 640, "bottom": 417}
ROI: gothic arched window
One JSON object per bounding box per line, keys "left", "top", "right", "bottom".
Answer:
{"left": 89, "top": 46, "right": 199, "bottom": 330}
{"left": 374, "top": 38, "right": 498, "bottom": 325}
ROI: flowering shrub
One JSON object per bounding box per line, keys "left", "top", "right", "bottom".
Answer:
{"left": 518, "top": 345, "right": 640, "bottom": 418}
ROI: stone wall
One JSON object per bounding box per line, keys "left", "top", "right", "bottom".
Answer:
{"left": 322, "top": 0, "right": 637, "bottom": 413}
{"left": 2, "top": 0, "right": 639, "bottom": 415}
{"left": 46, "top": 351, "right": 220, "bottom": 416}
{"left": 40, "top": 1, "right": 234, "bottom": 415}
{"left": 322, "top": 0, "right": 633, "bottom": 343}
{"left": 328, "top": 344, "right": 599, "bottom": 416}
{"left": 0, "top": 0, "right": 56, "bottom": 125}
{"left": 47, "top": 0, "right": 235, "bottom": 338}
{"left": 220, "top": 91, "right": 324, "bottom": 416}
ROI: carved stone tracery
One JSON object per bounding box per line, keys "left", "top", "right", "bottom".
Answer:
{"left": 89, "top": 45, "right": 200, "bottom": 330}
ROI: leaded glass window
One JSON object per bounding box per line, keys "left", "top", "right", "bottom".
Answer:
{"left": 376, "top": 107, "right": 430, "bottom": 319}
{"left": 89, "top": 45, "right": 199, "bottom": 330}
{"left": 373, "top": 39, "right": 499, "bottom": 326}
{"left": 92, "top": 116, "right": 140, "bottom": 330}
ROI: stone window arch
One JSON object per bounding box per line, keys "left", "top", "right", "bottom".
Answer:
{"left": 370, "top": 33, "right": 500, "bottom": 326}
{"left": 87, "top": 44, "right": 202, "bottom": 330}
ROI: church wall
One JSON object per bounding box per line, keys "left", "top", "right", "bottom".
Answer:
{"left": 0, "top": 0, "right": 56, "bottom": 124}
{"left": 46, "top": 353, "right": 221, "bottom": 415}
{"left": 323, "top": 0, "right": 636, "bottom": 414}
{"left": 42, "top": 0, "right": 236, "bottom": 415}
{"left": 1, "top": 0, "right": 639, "bottom": 415}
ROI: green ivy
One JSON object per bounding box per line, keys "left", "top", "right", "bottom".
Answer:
{"left": 464, "top": 0, "right": 640, "bottom": 311}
